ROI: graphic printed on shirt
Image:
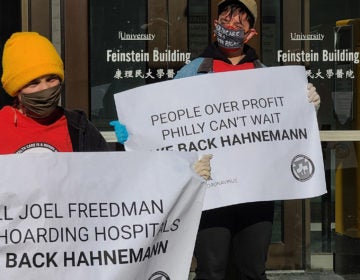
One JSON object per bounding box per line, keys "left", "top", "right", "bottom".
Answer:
{"left": 0, "top": 106, "right": 73, "bottom": 154}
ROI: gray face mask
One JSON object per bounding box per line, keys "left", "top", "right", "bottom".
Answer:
{"left": 19, "top": 84, "right": 62, "bottom": 118}
{"left": 214, "top": 23, "right": 245, "bottom": 49}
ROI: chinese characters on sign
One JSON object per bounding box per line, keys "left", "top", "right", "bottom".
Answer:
{"left": 306, "top": 68, "right": 355, "bottom": 80}
{"left": 113, "top": 68, "right": 177, "bottom": 80}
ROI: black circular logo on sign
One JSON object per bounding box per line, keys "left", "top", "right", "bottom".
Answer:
{"left": 291, "top": 154, "right": 315, "bottom": 182}
{"left": 148, "top": 271, "right": 171, "bottom": 280}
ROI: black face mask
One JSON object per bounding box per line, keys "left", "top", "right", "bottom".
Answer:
{"left": 19, "top": 84, "right": 62, "bottom": 118}
{"left": 214, "top": 23, "right": 245, "bottom": 49}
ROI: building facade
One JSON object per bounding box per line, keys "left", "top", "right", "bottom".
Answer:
{"left": 1, "top": 0, "right": 360, "bottom": 275}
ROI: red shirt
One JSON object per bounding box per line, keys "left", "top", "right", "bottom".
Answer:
{"left": 213, "top": 60, "right": 255, "bottom": 72}
{"left": 0, "top": 106, "right": 73, "bottom": 154}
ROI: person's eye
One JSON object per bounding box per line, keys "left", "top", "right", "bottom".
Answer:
{"left": 24, "top": 81, "right": 39, "bottom": 88}
{"left": 47, "top": 76, "right": 59, "bottom": 83}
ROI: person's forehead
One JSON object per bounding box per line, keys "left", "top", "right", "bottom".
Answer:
{"left": 31, "top": 74, "right": 59, "bottom": 81}
{"left": 24, "top": 74, "right": 59, "bottom": 86}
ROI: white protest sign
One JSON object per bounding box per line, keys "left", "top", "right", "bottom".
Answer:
{"left": 114, "top": 65, "right": 327, "bottom": 210}
{"left": 0, "top": 151, "right": 205, "bottom": 280}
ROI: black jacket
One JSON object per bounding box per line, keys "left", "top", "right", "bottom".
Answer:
{"left": 64, "top": 109, "right": 110, "bottom": 152}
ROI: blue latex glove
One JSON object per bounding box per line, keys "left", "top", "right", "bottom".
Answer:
{"left": 109, "top": 120, "right": 129, "bottom": 144}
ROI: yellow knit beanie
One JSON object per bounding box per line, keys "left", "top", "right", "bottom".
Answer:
{"left": 1, "top": 32, "right": 64, "bottom": 96}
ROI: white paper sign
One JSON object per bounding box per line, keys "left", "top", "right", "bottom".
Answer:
{"left": 0, "top": 152, "right": 205, "bottom": 280}
{"left": 115, "top": 65, "right": 327, "bottom": 210}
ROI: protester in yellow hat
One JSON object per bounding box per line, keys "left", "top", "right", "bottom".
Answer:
{"left": 175, "top": 1, "right": 320, "bottom": 280}
{"left": 0, "top": 32, "right": 109, "bottom": 153}
{"left": 0, "top": 32, "right": 212, "bottom": 180}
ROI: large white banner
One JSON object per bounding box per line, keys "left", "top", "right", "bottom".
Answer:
{"left": 0, "top": 152, "right": 205, "bottom": 280}
{"left": 115, "top": 66, "right": 327, "bottom": 210}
